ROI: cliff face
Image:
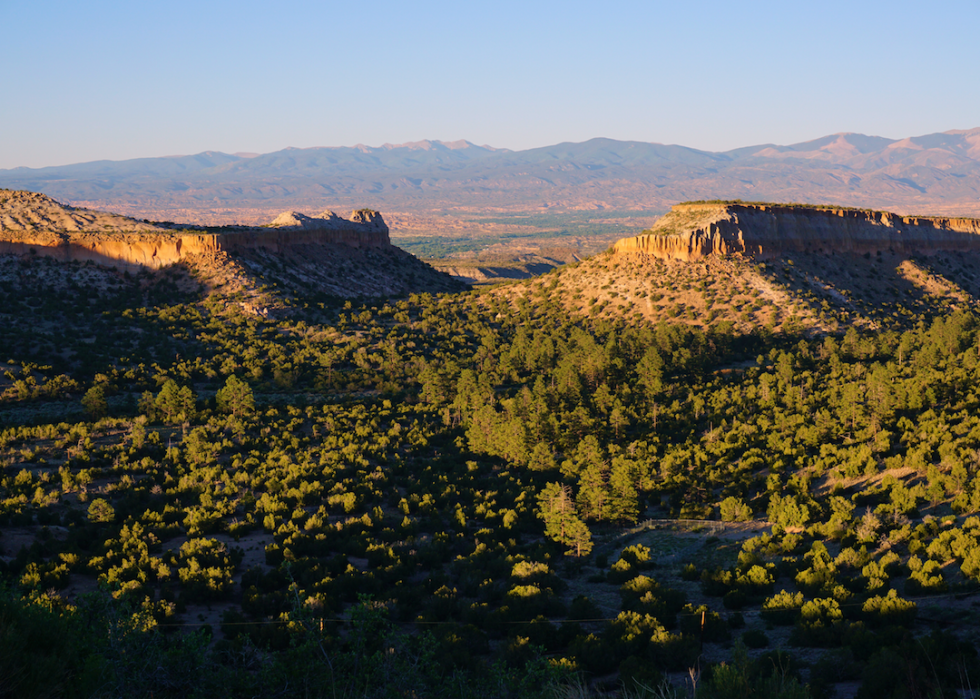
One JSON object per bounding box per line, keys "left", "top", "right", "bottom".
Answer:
{"left": 0, "top": 230, "right": 232, "bottom": 268}
{"left": 612, "top": 203, "right": 980, "bottom": 261}
{"left": 0, "top": 191, "right": 390, "bottom": 269}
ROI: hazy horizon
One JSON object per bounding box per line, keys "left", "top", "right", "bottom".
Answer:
{"left": 5, "top": 128, "right": 980, "bottom": 173}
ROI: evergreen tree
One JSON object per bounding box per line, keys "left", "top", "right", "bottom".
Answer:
{"left": 216, "top": 375, "right": 254, "bottom": 418}
{"left": 576, "top": 465, "right": 609, "bottom": 521}
{"left": 608, "top": 457, "right": 640, "bottom": 524}
{"left": 154, "top": 380, "right": 182, "bottom": 424}
{"left": 82, "top": 385, "right": 108, "bottom": 420}
{"left": 537, "top": 483, "right": 593, "bottom": 557}
{"left": 155, "top": 380, "right": 197, "bottom": 424}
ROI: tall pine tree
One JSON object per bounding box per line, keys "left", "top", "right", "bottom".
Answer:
{"left": 537, "top": 483, "right": 592, "bottom": 557}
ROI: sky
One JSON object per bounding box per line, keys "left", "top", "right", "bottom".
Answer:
{"left": 2, "top": 0, "right": 978, "bottom": 169}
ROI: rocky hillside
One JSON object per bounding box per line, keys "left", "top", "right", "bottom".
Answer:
{"left": 0, "top": 190, "right": 464, "bottom": 312}
{"left": 0, "top": 189, "right": 171, "bottom": 235}
{"left": 0, "top": 191, "right": 393, "bottom": 268}
{"left": 497, "top": 201, "right": 980, "bottom": 335}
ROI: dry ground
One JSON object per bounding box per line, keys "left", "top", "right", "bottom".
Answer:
{"left": 494, "top": 248, "right": 980, "bottom": 334}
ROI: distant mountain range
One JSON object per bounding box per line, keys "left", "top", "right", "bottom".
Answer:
{"left": 2, "top": 130, "right": 979, "bottom": 223}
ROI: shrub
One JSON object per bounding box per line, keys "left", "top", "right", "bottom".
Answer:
{"left": 701, "top": 567, "right": 734, "bottom": 597}
{"left": 87, "top": 498, "right": 115, "bottom": 524}
{"left": 567, "top": 595, "right": 600, "bottom": 621}
{"left": 568, "top": 633, "right": 618, "bottom": 675}
{"left": 861, "top": 590, "right": 916, "bottom": 627}
{"left": 680, "top": 604, "right": 730, "bottom": 643}
{"left": 905, "top": 558, "right": 947, "bottom": 595}
{"left": 719, "top": 496, "right": 752, "bottom": 522}
{"left": 761, "top": 590, "right": 804, "bottom": 626}
{"left": 618, "top": 655, "right": 665, "bottom": 693}
{"left": 736, "top": 564, "right": 775, "bottom": 597}
{"left": 742, "top": 629, "right": 769, "bottom": 649}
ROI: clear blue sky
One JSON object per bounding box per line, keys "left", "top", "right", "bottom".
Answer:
{"left": 2, "top": 0, "right": 978, "bottom": 169}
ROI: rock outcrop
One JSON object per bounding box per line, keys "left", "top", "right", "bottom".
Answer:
{"left": 0, "top": 190, "right": 390, "bottom": 269}
{"left": 269, "top": 208, "right": 387, "bottom": 234}
{"left": 262, "top": 208, "right": 390, "bottom": 249}
{"left": 612, "top": 202, "right": 980, "bottom": 261}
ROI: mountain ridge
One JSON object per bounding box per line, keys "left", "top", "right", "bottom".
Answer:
{"left": 3, "top": 130, "right": 980, "bottom": 224}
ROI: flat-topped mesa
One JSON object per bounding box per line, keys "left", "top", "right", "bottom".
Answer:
{"left": 612, "top": 202, "right": 980, "bottom": 261}
{"left": 258, "top": 208, "right": 390, "bottom": 249}
{"left": 0, "top": 190, "right": 391, "bottom": 268}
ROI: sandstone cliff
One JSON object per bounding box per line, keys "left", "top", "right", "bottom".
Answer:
{"left": 612, "top": 202, "right": 980, "bottom": 261}
{"left": 0, "top": 190, "right": 390, "bottom": 269}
